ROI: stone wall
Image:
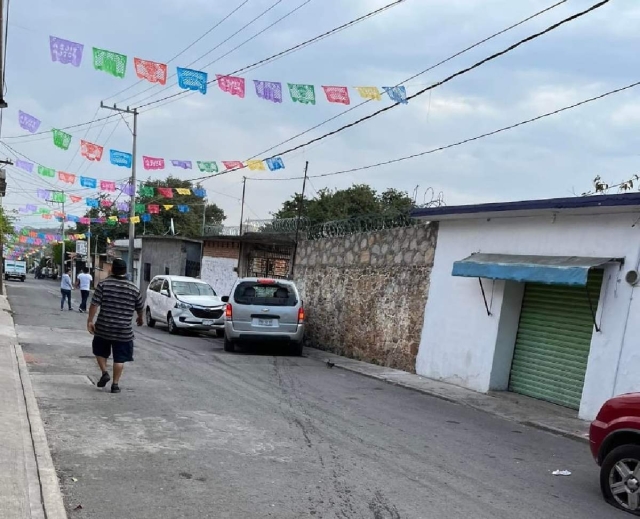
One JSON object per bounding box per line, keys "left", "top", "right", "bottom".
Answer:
{"left": 294, "top": 223, "right": 438, "bottom": 372}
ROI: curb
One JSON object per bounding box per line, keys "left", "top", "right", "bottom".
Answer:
{"left": 11, "top": 317, "right": 68, "bottom": 518}
{"left": 305, "top": 348, "right": 589, "bottom": 444}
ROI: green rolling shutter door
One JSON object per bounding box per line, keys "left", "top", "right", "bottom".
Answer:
{"left": 508, "top": 270, "right": 603, "bottom": 409}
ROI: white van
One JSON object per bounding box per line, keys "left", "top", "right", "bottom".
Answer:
{"left": 145, "top": 275, "right": 225, "bottom": 336}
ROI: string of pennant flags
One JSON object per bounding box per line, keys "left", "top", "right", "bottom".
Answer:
{"left": 31, "top": 183, "right": 207, "bottom": 202}
{"left": 14, "top": 124, "right": 287, "bottom": 173}
{"left": 47, "top": 35, "right": 408, "bottom": 104}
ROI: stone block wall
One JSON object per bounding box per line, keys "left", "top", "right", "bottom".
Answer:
{"left": 294, "top": 223, "right": 438, "bottom": 372}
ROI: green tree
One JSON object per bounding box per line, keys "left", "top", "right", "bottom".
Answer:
{"left": 274, "top": 184, "right": 415, "bottom": 222}
{"left": 52, "top": 240, "right": 76, "bottom": 265}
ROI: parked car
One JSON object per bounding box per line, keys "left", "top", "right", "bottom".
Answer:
{"left": 145, "top": 275, "right": 225, "bottom": 336}
{"left": 222, "top": 278, "right": 304, "bottom": 355}
{"left": 590, "top": 393, "right": 640, "bottom": 515}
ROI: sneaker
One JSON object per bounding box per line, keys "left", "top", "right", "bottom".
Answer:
{"left": 97, "top": 372, "right": 110, "bottom": 388}
{"left": 78, "top": 308, "right": 84, "bottom": 313}
{"left": 111, "top": 383, "right": 121, "bottom": 394}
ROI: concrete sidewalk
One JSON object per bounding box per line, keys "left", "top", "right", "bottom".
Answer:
{"left": 305, "top": 348, "right": 590, "bottom": 442}
{"left": 0, "top": 294, "right": 66, "bottom": 519}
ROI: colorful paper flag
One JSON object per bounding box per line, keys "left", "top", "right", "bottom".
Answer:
{"left": 110, "top": 149, "right": 132, "bottom": 168}
{"left": 246, "top": 160, "right": 266, "bottom": 171}
{"left": 355, "top": 86, "right": 382, "bottom": 101}
{"left": 101, "top": 200, "right": 114, "bottom": 208}
{"left": 116, "top": 202, "right": 129, "bottom": 212}
{"left": 197, "top": 161, "right": 218, "bottom": 173}
{"left": 322, "top": 86, "right": 350, "bottom": 105}
{"left": 36, "top": 189, "right": 49, "bottom": 201}
{"left": 52, "top": 129, "right": 72, "bottom": 150}
{"left": 177, "top": 67, "right": 208, "bottom": 94}
{"left": 288, "top": 83, "right": 316, "bottom": 105}
{"left": 222, "top": 161, "right": 244, "bottom": 170}
{"left": 57, "top": 171, "right": 76, "bottom": 184}
{"left": 178, "top": 205, "right": 189, "bottom": 213}
{"left": 193, "top": 188, "right": 206, "bottom": 198}
{"left": 141, "top": 213, "right": 151, "bottom": 223}
{"left": 108, "top": 216, "right": 118, "bottom": 222}
{"left": 70, "top": 195, "right": 83, "bottom": 203}
{"left": 139, "top": 186, "right": 155, "bottom": 197}
{"left": 143, "top": 156, "right": 165, "bottom": 170}
{"left": 171, "top": 160, "right": 192, "bottom": 169}
{"left": 266, "top": 157, "right": 285, "bottom": 171}
{"left": 86, "top": 198, "right": 99, "bottom": 208}
{"left": 16, "top": 160, "right": 34, "bottom": 173}
{"left": 254, "top": 80, "right": 282, "bottom": 103}
{"left": 133, "top": 57, "right": 167, "bottom": 85}
{"left": 134, "top": 203, "right": 146, "bottom": 213}
{"left": 100, "top": 180, "right": 116, "bottom": 192}
{"left": 38, "top": 166, "right": 55, "bottom": 178}
{"left": 175, "top": 188, "right": 191, "bottom": 195}
{"left": 120, "top": 183, "right": 135, "bottom": 196}
{"left": 92, "top": 47, "right": 127, "bottom": 79}
{"left": 80, "top": 140, "right": 104, "bottom": 161}
{"left": 51, "top": 192, "right": 66, "bottom": 203}
{"left": 80, "top": 217, "right": 90, "bottom": 225}
{"left": 148, "top": 204, "right": 160, "bottom": 214}
{"left": 18, "top": 111, "right": 41, "bottom": 133}
{"left": 80, "top": 176, "right": 97, "bottom": 189}
{"left": 25, "top": 204, "right": 37, "bottom": 212}
{"left": 216, "top": 74, "right": 245, "bottom": 98}
{"left": 130, "top": 215, "right": 140, "bottom": 224}
{"left": 383, "top": 86, "right": 408, "bottom": 104}
{"left": 163, "top": 205, "right": 174, "bottom": 211}
{"left": 157, "top": 187, "right": 173, "bottom": 198}
{"left": 49, "top": 36, "right": 84, "bottom": 67}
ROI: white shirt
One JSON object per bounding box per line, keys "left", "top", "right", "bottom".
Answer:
{"left": 77, "top": 273, "right": 92, "bottom": 291}
{"left": 60, "top": 274, "right": 72, "bottom": 291}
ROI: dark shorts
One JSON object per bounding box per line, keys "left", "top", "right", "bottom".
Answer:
{"left": 92, "top": 336, "right": 134, "bottom": 363}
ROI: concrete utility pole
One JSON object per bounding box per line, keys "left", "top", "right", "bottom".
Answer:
{"left": 0, "top": 159, "right": 12, "bottom": 295}
{"left": 0, "top": 0, "right": 8, "bottom": 109}
{"left": 290, "top": 161, "right": 309, "bottom": 278}
{"left": 100, "top": 103, "right": 138, "bottom": 280}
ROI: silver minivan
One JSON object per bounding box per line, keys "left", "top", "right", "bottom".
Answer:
{"left": 222, "top": 278, "right": 305, "bottom": 355}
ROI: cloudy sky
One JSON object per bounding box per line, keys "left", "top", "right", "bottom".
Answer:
{"left": 3, "top": 0, "right": 639, "bottom": 230}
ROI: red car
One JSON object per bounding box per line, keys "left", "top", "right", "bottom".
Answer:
{"left": 590, "top": 393, "right": 640, "bottom": 515}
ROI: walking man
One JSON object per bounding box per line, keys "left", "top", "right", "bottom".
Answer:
{"left": 60, "top": 268, "right": 73, "bottom": 311}
{"left": 86, "top": 258, "right": 143, "bottom": 394}
{"left": 76, "top": 267, "right": 93, "bottom": 313}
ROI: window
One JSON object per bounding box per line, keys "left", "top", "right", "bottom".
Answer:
{"left": 165, "top": 267, "right": 170, "bottom": 275}
{"left": 148, "top": 279, "right": 161, "bottom": 292}
{"left": 144, "top": 263, "right": 151, "bottom": 282}
{"left": 233, "top": 281, "right": 296, "bottom": 307}
{"left": 161, "top": 279, "right": 170, "bottom": 294}
{"left": 171, "top": 281, "right": 215, "bottom": 296}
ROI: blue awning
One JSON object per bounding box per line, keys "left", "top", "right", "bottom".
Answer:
{"left": 452, "top": 253, "right": 619, "bottom": 286}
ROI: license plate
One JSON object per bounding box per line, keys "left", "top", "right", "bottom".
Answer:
{"left": 258, "top": 318, "right": 274, "bottom": 327}
{"left": 202, "top": 320, "right": 213, "bottom": 326}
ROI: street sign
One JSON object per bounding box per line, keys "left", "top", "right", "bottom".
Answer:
{"left": 76, "top": 240, "right": 88, "bottom": 257}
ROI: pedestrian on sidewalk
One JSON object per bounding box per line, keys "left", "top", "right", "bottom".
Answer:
{"left": 76, "top": 267, "right": 92, "bottom": 313}
{"left": 86, "top": 258, "right": 143, "bottom": 394}
{"left": 60, "top": 268, "right": 73, "bottom": 311}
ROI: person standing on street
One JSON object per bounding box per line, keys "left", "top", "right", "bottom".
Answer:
{"left": 76, "top": 267, "right": 93, "bottom": 313}
{"left": 86, "top": 258, "right": 143, "bottom": 394}
{"left": 60, "top": 268, "right": 73, "bottom": 311}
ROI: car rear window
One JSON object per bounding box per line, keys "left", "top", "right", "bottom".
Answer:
{"left": 233, "top": 281, "right": 297, "bottom": 306}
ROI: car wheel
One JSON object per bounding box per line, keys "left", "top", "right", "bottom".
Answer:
{"left": 145, "top": 307, "right": 156, "bottom": 328}
{"left": 168, "top": 314, "right": 180, "bottom": 335}
{"left": 290, "top": 341, "right": 304, "bottom": 356}
{"left": 601, "top": 444, "right": 640, "bottom": 515}
{"left": 223, "top": 336, "right": 235, "bottom": 352}
{"left": 215, "top": 329, "right": 224, "bottom": 338}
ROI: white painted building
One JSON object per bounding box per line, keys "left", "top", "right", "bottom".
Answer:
{"left": 412, "top": 193, "right": 640, "bottom": 421}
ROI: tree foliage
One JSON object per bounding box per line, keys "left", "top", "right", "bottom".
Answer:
{"left": 74, "top": 176, "right": 225, "bottom": 253}
{"left": 273, "top": 184, "right": 415, "bottom": 223}
{"left": 52, "top": 240, "right": 76, "bottom": 265}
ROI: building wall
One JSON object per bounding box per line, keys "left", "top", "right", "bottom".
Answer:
{"left": 201, "top": 240, "right": 239, "bottom": 296}
{"left": 416, "top": 212, "right": 640, "bottom": 420}
{"left": 294, "top": 224, "right": 438, "bottom": 372}
{"left": 140, "top": 240, "right": 187, "bottom": 296}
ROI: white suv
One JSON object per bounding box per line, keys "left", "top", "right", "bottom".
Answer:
{"left": 145, "top": 275, "right": 225, "bottom": 336}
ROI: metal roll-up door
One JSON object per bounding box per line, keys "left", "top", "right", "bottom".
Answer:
{"left": 508, "top": 269, "right": 603, "bottom": 409}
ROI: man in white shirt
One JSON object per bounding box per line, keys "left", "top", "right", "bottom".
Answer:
{"left": 76, "top": 267, "right": 93, "bottom": 313}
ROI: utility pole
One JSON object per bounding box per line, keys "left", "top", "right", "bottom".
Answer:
{"left": 0, "top": 159, "right": 11, "bottom": 295}
{"left": 237, "top": 177, "right": 247, "bottom": 277}
{"left": 100, "top": 103, "right": 138, "bottom": 282}
{"left": 0, "top": 0, "right": 8, "bottom": 109}
{"left": 290, "top": 161, "right": 309, "bottom": 278}
{"left": 239, "top": 177, "right": 247, "bottom": 237}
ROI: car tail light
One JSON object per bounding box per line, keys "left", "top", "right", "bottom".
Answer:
{"left": 298, "top": 307, "right": 305, "bottom": 323}
{"left": 225, "top": 304, "right": 232, "bottom": 319}
{"left": 257, "top": 278, "right": 275, "bottom": 284}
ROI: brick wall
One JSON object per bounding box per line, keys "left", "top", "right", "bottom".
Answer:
{"left": 203, "top": 240, "right": 240, "bottom": 260}
{"left": 294, "top": 223, "right": 438, "bottom": 372}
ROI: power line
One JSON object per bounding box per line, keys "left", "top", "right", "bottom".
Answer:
{"left": 126, "top": 0, "right": 309, "bottom": 107}
{"left": 246, "top": 80, "right": 640, "bottom": 182}
{"left": 184, "top": 0, "right": 610, "bottom": 184}
{"left": 104, "top": 0, "right": 251, "bottom": 102}
{"left": 3, "top": 113, "right": 119, "bottom": 139}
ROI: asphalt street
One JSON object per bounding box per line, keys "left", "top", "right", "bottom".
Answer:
{"left": 6, "top": 278, "right": 625, "bottom": 519}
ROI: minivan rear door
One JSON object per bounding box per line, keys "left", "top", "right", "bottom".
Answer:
{"left": 231, "top": 280, "right": 299, "bottom": 333}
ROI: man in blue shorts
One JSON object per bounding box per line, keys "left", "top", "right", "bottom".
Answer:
{"left": 86, "top": 258, "right": 144, "bottom": 393}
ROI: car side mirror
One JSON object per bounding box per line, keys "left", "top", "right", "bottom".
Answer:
{"left": 161, "top": 289, "right": 170, "bottom": 297}
{"left": 221, "top": 296, "right": 229, "bottom": 303}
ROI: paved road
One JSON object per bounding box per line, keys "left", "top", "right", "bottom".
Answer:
{"left": 6, "top": 279, "right": 625, "bottom": 519}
